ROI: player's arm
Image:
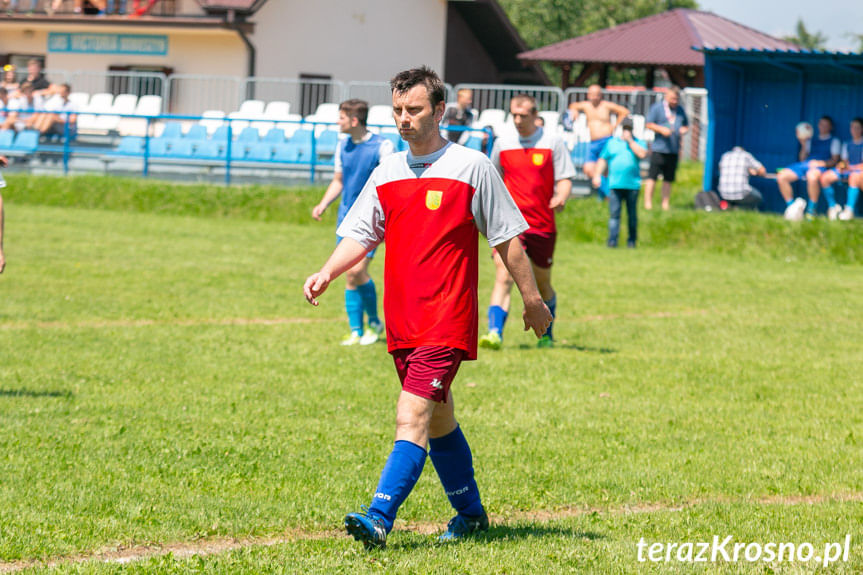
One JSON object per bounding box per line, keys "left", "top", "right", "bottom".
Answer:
{"left": 304, "top": 237, "right": 367, "bottom": 305}
{"left": 624, "top": 131, "right": 648, "bottom": 159}
{"left": 610, "top": 103, "right": 630, "bottom": 131}
{"left": 549, "top": 138, "right": 575, "bottom": 212}
{"left": 494, "top": 237, "right": 551, "bottom": 337}
{"left": 550, "top": 178, "right": 572, "bottom": 212}
{"left": 645, "top": 121, "right": 671, "bottom": 138}
{"left": 312, "top": 172, "right": 343, "bottom": 220}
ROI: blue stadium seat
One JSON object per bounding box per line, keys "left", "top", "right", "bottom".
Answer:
{"left": 117, "top": 136, "right": 144, "bottom": 155}
{"left": 263, "top": 128, "right": 286, "bottom": 144}
{"left": 184, "top": 124, "right": 207, "bottom": 141}
{"left": 160, "top": 123, "right": 183, "bottom": 140}
{"left": 316, "top": 130, "right": 340, "bottom": 156}
{"left": 290, "top": 129, "right": 314, "bottom": 159}
{"left": 167, "top": 139, "right": 194, "bottom": 158}
{"left": 273, "top": 143, "right": 302, "bottom": 163}
{"left": 464, "top": 135, "right": 484, "bottom": 151}
{"left": 0, "top": 130, "right": 14, "bottom": 151}
{"left": 192, "top": 141, "right": 223, "bottom": 160}
{"left": 11, "top": 130, "right": 39, "bottom": 153}
{"left": 238, "top": 127, "right": 260, "bottom": 144}
{"left": 147, "top": 138, "right": 171, "bottom": 157}
{"left": 379, "top": 132, "right": 407, "bottom": 151}
{"left": 211, "top": 125, "right": 231, "bottom": 142}
{"left": 229, "top": 142, "right": 247, "bottom": 161}
{"left": 246, "top": 143, "right": 273, "bottom": 162}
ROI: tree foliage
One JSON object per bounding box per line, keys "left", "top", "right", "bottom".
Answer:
{"left": 498, "top": 0, "right": 698, "bottom": 52}
{"left": 782, "top": 19, "right": 828, "bottom": 50}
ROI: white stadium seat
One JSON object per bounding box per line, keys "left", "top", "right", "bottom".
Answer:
{"left": 198, "top": 110, "right": 225, "bottom": 135}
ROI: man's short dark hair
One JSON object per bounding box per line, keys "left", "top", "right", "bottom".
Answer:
{"left": 339, "top": 99, "right": 369, "bottom": 126}
{"left": 820, "top": 115, "right": 834, "bottom": 128}
{"left": 510, "top": 94, "right": 537, "bottom": 114}
{"left": 390, "top": 66, "right": 445, "bottom": 108}
{"left": 853, "top": 117, "right": 863, "bottom": 127}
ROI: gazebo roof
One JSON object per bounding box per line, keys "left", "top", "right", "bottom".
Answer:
{"left": 518, "top": 9, "right": 799, "bottom": 67}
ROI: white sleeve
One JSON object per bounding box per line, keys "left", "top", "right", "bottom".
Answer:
{"left": 333, "top": 140, "right": 343, "bottom": 174}
{"left": 841, "top": 143, "right": 849, "bottom": 162}
{"left": 552, "top": 136, "right": 576, "bottom": 181}
{"left": 831, "top": 138, "right": 842, "bottom": 156}
{"left": 489, "top": 139, "right": 503, "bottom": 177}
{"left": 335, "top": 171, "right": 385, "bottom": 250}
{"left": 470, "top": 158, "right": 529, "bottom": 247}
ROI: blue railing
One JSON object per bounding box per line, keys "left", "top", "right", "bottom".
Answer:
{"left": 0, "top": 111, "right": 495, "bottom": 185}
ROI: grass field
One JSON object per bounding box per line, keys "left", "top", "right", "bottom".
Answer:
{"left": 0, "top": 167, "right": 861, "bottom": 573}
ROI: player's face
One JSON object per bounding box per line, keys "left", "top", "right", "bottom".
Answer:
{"left": 665, "top": 91, "right": 679, "bottom": 108}
{"left": 457, "top": 90, "right": 472, "bottom": 109}
{"left": 818, "top": 118, "right": 832, "bottom": 136}
{"left": 337, "top": 110, "right": 354, "bottom": 134}
{"left": 393, "top": 85, "right": 444, "bottom": 143}
{"left": 510, "top": 101, "right": 538, "bottom": 137}
{"left": 851, "top": 121, "right": 863, "bottom": 140}
{"left": 587, "top": 85, "right": 602, "bottom": 105}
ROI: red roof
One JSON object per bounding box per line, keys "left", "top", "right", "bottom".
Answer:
{"left": 518, "top": 9, "right": 799, "bottom": 67}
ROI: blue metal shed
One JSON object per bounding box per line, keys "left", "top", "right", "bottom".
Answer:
{"left": 702, "top": 48, "right": 863, "bottom": 213}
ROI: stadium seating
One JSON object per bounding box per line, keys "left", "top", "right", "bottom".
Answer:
{"left": 263, "top": 101, "right": 290, "bottom": 119}
{"left": 148, "top": 138, "right": 171, "bottom": 157}
{"left": 210, "top": 125, "right": 231, "bottom": 142}
{"left": 68, "top": 92, "right": 90, "bottom": 110}
{"left": 367, "top": 105, "right": 396, "bottom": 131}
{"left": 183, "top": 124, "right": 208, "bottom": 141}
{"left": 191, "top": 140, "right": 223, "bottom": 160}
{"left": 275, "top": 114, "right": 304, "bottom": 138}
{"left": 273, "top": 142, "right": 302, "bottom": 163}
{"left": 246, "top": 142, "right": 273, "bottom": 162}
{"left": 289, "top": 129, "right": 314, "bottom": 158}
{"left": 9, "top": 130, "right": 39, "bottom": 155}
{"left": 116, "top": 136, "right": 145, "bottom": 155}
{"left": 476, "top": 108, "right": 506, "bottom": 132}
{"left": 159, "top": 122, "right": 183, "bottom": 140}
{"left": 237, "top": 126, "right": 260, "bottom": 144}
{"left": 0, "top": 130, "right": 14, "bottom": 151}
{"left": 198, "top": 110, "right": 225, "bottom": 135}
{"left": 316, "top": 130, "right": 340, "bottom": 157}
{"left": 95, "top": 94, "right": 138, "bottom": 133}
{"left": 263, "top": 128, "right": 286, "bottom": 144}
{"left": 76, "top": 92, "right": 115, "bottom": 135}
{"left": 165, "top": 139, "right": 194, "bottom": 158}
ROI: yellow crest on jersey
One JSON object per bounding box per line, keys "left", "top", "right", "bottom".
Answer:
{"left": 426, "top": 190, "right": 443, "bottom": 210}
{"left": 532, "top": 153, "right": 544, "bottom": 166}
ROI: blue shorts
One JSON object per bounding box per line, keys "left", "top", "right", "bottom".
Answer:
{"left": 588, "top": 137, "right": 611, "bottom": 163}
{"left": 785, "top": 161, "right": 826, "bottom": 179}
{"left": 336, "top": 235, "right": 376, "bottom": 259}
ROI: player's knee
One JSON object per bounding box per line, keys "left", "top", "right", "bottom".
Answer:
{"left": 806, "top": 169, "right": 821, "bottom": 182}
{"left": 850, "top": 173, "right": 862, "bottom": 187}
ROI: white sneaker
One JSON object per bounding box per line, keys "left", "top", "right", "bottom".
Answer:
{"left": 341, "top": 332, "right": 362, "bottom": 346}
{"left": 783, "top": 197, "right": 806, "bottom": 221}
{"left": 827, "top": 205, "right": 842, "bottom": 221}
{"left": 839, "top": 206, "right": 855, "bottom": 221}
{"left": 360, "top": 322, "right": 384, "bottom": 345}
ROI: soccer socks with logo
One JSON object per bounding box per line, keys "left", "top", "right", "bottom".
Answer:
{"left": 356, "top": 279, "right": 380, "bottom": 327}
{"left": 488, "top": 305, "right": 508, "bottom": 336}
{"left": 823, "top": 185, "right": 837, "bottom": 208}
{"left": 429, "top": 426, "right": 484, "bottom": 518}
{"left": 848, "top": 187, "right": 860, "bottom": 212}
{"left": 345, "top": 288, "right": 364, "bottom": 336}
{"left": 367, "top": 440, "right": 427, "bottom": 532}
{"left": 544, "top": 293, "right": 557, "bottom": 340}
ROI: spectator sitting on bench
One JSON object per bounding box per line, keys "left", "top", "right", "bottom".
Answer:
{"left": 0, "top": 87, "right": 10, "bottom": 128}
{"left": 1, "top": 83, "right": 44, "bottom": 132}
{"left": 31, "top": 83, "right": 77, "bottom": 138}
{"left": 717, "top": 145, "right": 766, "bottom": 210}
{"left": 1, "top": 65, "right": 19, "bottom": 94}
{"left": 23, "top": 59, "right": 51, "bottom": 97}
{"left": 818, "top": 117, "right": 862, "bottom": 221}
{"left": 776, "top": 116, "right": 840, "bottom": 221}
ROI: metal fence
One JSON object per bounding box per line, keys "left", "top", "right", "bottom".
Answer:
{"left": 564, "top": 87, "right": 664, "bottom": 117}
{"left": 345, "top": 81, "right": 456, "bottom": 107}
{"left": 68, "top": 70, "right": 168, "bottom": 108}
{"left": 244, "top": 77, "right": 345, "bottom": 117}
{"left": 455, "top": 83, "right": 565, "bottom": 113}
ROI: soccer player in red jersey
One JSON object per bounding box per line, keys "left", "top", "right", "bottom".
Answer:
{"left": 479, "top": 95, "right": 575, "bottom": 350}
{"left": 304, "top": 67, "right": 551, "bottom": 549}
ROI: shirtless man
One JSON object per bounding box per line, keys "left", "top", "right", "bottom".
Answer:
{"left": 565, "top": 84, "right": 630, "bottom": 195}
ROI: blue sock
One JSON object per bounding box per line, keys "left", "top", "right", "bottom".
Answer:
{"left": 806, "top": 199, "right": 816, "bottom": 215}
{"left": 429, "top": 426, "right": 484, "bottom": 518}
{"left": 356, "top": 279, "right": 380, "bottom": 326}
{"left": 598, "top": 175, "right": 610, "bottom": 199}
{"left": 823, "top": 185, "right": 837, "bottom": 208}
{"left": 543, "top": 293, "right": 557, "bottom": 339}
{"left": 368, "top": 440, "right": 427, "bottom": 532}
{"left": 345, "top": 288, "right": 363, "bottom": 336}
{"left": 488, "top": 305, "right": 507, "bottom": 336}
{"left": 785, "top": 198, "right": 795, "bottom": 208}
{"left": 848, "top": 187, "right": 860, "bottom": 211}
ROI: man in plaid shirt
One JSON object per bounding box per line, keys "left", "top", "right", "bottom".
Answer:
{"left": 718, "top": 146, "right": 766, "bottom": 209}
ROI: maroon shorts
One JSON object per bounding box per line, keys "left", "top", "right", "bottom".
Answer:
{"left": 519, "top": 230, "right": 556, "bottom": 268}
{"left": 391, "top": 346, "right": 465, "bottom": 403}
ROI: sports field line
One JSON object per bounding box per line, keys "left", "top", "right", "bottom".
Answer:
{"left": 0, "top": 309, "right": 710, "bottom": 332}
{"left": 1, "top": 492, "right": 859, "bottom": 573}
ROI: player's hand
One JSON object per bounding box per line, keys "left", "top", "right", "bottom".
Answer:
{"left": 311, "top": 203, "right": 326, "bottom": 221}
{"left": 549, "top": 195, "right": 567, "bottom": 213}
{"left": 621, "top": 130, "right": 633, "bottom": 143}
{"left": 591, "top": 175, "right": 602, "bottom": 189}
{"left": 303, "top": 271, "right": 331, "bottom": 306}
{"left": 0, "top": 156, "right": 7, "bottom": 168}
{"left": 523, "top": 298, "right": 552, "bottom": 338}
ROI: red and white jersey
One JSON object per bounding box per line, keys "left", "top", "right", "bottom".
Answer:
{"left": 491, "top": 126, "right": 575, "bottom": 233}
{"left": 337, "top": 142, "right": 528, "bottom": 360}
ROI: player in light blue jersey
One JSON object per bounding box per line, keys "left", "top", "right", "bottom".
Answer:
{"left": 312, "top": 100, "right": 394, "bottom": 345}
{"left": 818, "top": 117, "right": 863, "bottom": 221}
{"left": 777, "top": 115, "right": 841, "bottom": 221}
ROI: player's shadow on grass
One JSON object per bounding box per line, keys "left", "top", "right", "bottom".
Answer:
{"left": 516, "top": 342, "right": 617, "bottom": 354}
{"left": 0, "top": 388, "right": 73, "bottom": 399}
{"left": 393, "top": 525, "right": 604, "bottom": 550}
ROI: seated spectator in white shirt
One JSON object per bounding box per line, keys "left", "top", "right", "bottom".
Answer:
{"left": 718, "top": 146, "right": 767, "bottom": 210}
{"left": 1, "top": 83, "right": 45, "bottom": 132}
{"left": 31, "top": 83, "right": 77, "bottom": 136}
